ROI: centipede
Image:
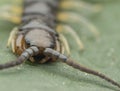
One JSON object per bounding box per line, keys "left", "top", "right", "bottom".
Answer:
{"left": 0, "top": 0, "right": 120, "bottom": 89}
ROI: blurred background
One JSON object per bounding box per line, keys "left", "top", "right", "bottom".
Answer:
{"left": 0, "top": 0, "right": 120, "bottom": 91}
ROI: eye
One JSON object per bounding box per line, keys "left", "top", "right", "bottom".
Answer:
{"left": 50, "top": 43, "right": 54, "bottom": 48}
{"left": 25, "top": 39, "right": 31, "bottom": 46}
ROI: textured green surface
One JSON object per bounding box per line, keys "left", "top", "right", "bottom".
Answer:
{"left": 0, "top": 0, "right": 120, "bottom": 91}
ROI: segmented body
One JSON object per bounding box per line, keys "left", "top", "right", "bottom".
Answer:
{"left": 15, "top": 0, "right": 62, "bottom": 63}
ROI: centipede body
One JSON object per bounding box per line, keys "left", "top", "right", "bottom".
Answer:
{"left": 14, "top": 0, "right": 62, "bottom": 63}
{"left": 0, "top": 0, "right": 120, "bottom": 89}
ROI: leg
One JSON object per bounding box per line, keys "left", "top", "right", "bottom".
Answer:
{"left": 57, "top": 12, "right": 99, "bottom": 38}
{"left": 0, "top": 5, "right": 22, "bottom": 24}
{"left": 0, "top": 12, "right": 21, "bottom": 24}
{"left": 9, "top": 6, "right": 22, "bottom": 15}
{"left": 56, "top": 24, "right": 84, "bottom": 51}
{"left": 59, "top": 34, "right": 71, "bottom": 55}
{"left": 7, "top": 27, "right": 18, "bottom": 47}
{"left": 7, "top": 27, "right": 19, "bottom": 53}
{"left": 61, "top": 43, "right": 65, "bottom": 55}
{"left": 56, "top": 38, "right": 65, "bottom": 55}
{"left": 60, "top": 0, "right": 102, "bottom": 13}
{"left": 49, "top": 39, "right": 64, "bottom": 62}
{"left": 12, "top": 0, "right": 23, "bottom": 4}
{"left": 0, "top": 5, "right": 22, "bottom": 15}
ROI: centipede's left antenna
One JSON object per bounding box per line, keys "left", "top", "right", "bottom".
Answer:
{"left": 0, "top": 46, "right": 39, "bottom": 70}
{"left": 44, "top": 48, "right": 120, "bottom": 89}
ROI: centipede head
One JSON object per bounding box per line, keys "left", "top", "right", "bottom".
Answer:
{"left": 14, "top": 29, "right": 57, "bottom": 63}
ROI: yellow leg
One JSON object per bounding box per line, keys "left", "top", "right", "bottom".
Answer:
{"left": 59, "top": 34, "right": 71, "bottom": 55}
{"left": 60, "top": 0, "right": 102, "bottom": 13}
{"left": 0, "top": 12, "right": 21, "bottom": 24}
{"left": 0, "top": 4, "right": 22, "bottom": 24}
{"left": 11, "top": 36, "right": 16, "bottom": 53}
{"left": 57, "top": 12, "right": 99, "bottom": 38}
{"left": 61, "top": 43, "right": 65, "bottom": 55}
{"left": 0, "top": 5, "right": 22, "bottom": 15}
{"left": 7, "top": 27, "right": 19, "bottom": 53}
{"left": 56, "top": 40, "right": 61, "bottom": 53}
{"left": 9, "top": 6, "right": 22, "bottom": 15}
{"left": 12, "top": 0, "right": 23, "bottom": 4}
{"left": 56, "top": 24, "right": 84, "bottom": 51}
{"left": 56, "top": 39, "right": 65, "bottom": 55}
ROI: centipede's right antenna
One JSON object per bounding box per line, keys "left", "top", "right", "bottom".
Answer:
{"left": 0, "top": 46, "right": 39, "bottom": 70}
{"left": 44, "top": 48, "right": 120, "bottom": 89}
